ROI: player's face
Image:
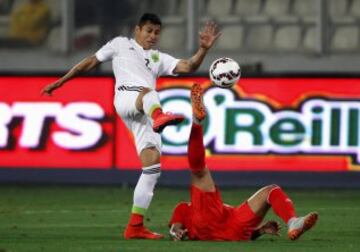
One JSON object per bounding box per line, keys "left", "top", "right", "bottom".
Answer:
{"left": 135, "top": 22, "right": 161, "bottom": 50}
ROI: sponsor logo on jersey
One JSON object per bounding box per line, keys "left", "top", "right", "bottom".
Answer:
{"left": 151, "top": 52, "right": 159, "bottom": 63}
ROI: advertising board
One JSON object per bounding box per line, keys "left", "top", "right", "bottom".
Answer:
{"left": 1, "top": 76, "right": 359, "bottom": 172}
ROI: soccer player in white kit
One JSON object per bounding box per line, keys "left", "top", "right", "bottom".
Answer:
{"left": 41, "top": 13, "right": 221, "bottom": 240}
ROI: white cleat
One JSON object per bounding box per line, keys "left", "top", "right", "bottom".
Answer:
{"left": 288, "top": 212, "right": 318, "bottom": 241}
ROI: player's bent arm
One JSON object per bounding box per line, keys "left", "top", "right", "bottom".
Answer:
{"left": 174, "top": 48, "right": 208, "bottom": 74}
{"left": 41, "top": 55, "right": 101, "bottom": 96}
{"left": 169, "top": 223, "right": 188, "bottom": 241}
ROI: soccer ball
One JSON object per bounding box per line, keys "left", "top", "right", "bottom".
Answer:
{"left": 209, "top": 57, "right": 241, "bottom": 88}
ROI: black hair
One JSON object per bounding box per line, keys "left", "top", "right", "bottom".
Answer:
{"left": 138, "top": 13, "right": 162, "bottom": 27}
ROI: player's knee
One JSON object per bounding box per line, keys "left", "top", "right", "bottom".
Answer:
{"left": 136, "top": 88, "right": 152, "bottom": 111}
{"left": 262, "top": 184, "right": 280, "bottom": 196}
{"left": 265, "top": 184, "right": 281, "bottom": 197}
{"left": 140, "top": 147, "right": 161, "bottom": 166}
{"left": 268, "top": 184, "right": 280, "bottom": 191}
{"left": 268, "top": 184, "right": 280, "bottom": 190}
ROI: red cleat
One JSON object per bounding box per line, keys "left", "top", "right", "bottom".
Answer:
{"left": 152, "top": 112, "right": 184, "bottom": 133}
{"left": 124, "top": 224, "right": 164, "bottom": 240}
{"left": 191, "top": 83, "right": 206, "bottom": 122}
{"left": 288, "top": 212, "right": 318, "bottom": 241}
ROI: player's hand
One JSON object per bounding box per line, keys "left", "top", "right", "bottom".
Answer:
{"left": 199, "top": 21, "right": 222, "bottom": 50}
{"left": 169, "top": 224, "right": 188, "bottom": 241}
{"left": 41, "top": 81, "right": 62, "bottom": 96}
{"left": 261, "top": 221, "right": 281, "bottom": 236}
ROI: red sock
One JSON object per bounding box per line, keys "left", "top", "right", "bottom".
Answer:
{"left": 151, "top": 108, "right": 162, "bottom": 120}
{"left": 129, "top": 213, "right": 144, "bottom": 226}
{"left": 188, "top": 123, "right": 205, "bottom": 174}
{"left": 268, "top": 186, "right": 297, "bottom": 224}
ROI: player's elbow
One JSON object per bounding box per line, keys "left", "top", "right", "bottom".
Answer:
{"left": 186, "top": 61, "right": 199, "bottom": 73}
{"left": 177, "top": 66, "right": 191, "bottom": 74}
{"left": 175, "top": 60, "right": 195, "bottom": 74}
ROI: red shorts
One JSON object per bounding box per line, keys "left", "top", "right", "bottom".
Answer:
{"left": 232, "top": 202, "right": 263, "bottom": 240}
{"left": 189, "top": 185, "right": 262, "bottom": 241}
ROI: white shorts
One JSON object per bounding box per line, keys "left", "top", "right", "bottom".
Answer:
{"left": 114, "top": 86, "right": 161, "bottom": 155}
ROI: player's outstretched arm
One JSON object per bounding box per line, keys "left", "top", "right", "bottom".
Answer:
{"left": 174, "top": 21, "right": 221, "bottom": 74}
{"left": 41, "top": 55, "right": 101, "bottom": 96}
{"left": 251, "top": 221, "right": 281, "bottom": 240}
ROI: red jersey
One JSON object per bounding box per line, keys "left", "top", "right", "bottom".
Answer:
{"left": 169, "top": 185, "right": 262, "bottom": 241}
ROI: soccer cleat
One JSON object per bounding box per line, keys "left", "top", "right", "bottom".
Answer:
{"left": 152, "top": 112, "right": 184, "bottom": 133}
{"left": 288, "top": 212, "right": 318, "bottom": 241}
{"left": 191, "top": 83, "right": 206, "bottom": 122}
{"left": 124, "top": 224, "right": 164, "bottom": 240}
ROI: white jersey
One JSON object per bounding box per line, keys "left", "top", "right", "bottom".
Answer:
{"left": 95, "top": 36, "right": 180, "bottom": 90}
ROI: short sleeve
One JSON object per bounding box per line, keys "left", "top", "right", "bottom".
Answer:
{"left": 169, "top": 202, "right": 189, "bottom": 226}
{"left": 95, "top": 37, "right": 120, "bottom": 62}
{"left": 158, "top": 52, "right": 180, "bottom": 76}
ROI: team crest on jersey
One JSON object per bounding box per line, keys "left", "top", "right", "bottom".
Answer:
{"left": 151, "top": 52, "right": 159, "bottom": 63}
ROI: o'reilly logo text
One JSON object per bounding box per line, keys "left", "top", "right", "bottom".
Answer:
{"left": 160, "top": 87, "right": 360, "bottom": 164}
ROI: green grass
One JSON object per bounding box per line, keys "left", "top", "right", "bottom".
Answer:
{"left": 0, "top": 186, "right": 359, "bottom": 252}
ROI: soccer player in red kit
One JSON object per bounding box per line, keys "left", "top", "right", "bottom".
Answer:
{"left": 169, "top": 83, "right": 318, "bottom": 241}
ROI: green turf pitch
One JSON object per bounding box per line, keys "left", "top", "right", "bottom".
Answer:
{"left": 0, "top": 186, "right": 359, "bottom": 252}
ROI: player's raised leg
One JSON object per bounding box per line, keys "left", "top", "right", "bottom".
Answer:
{"left": 124, "top": 147, "right": 164, "bottom": 240}
{"left": 188, "top": 83, "right": 215, "bottom": 192}
{"left": 136, "top": 88, "right": 185, "bottom": 133}
{"left": 246, "top": 184, "right": 318, "bottom": 240}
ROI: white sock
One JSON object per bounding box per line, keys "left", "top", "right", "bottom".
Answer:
{"left": 287, "top": 217, "right": 298, "bottom": 227}
{"left": 142, "top": 90, "right": 161, "bottom": 117}
{"left": 132, "top": 164, "right": 161, "bottom": 214}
